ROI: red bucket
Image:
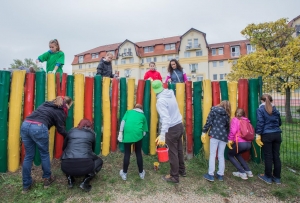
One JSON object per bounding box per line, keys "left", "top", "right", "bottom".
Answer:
{"left": 156, "top": 145, "right": 169, "bottom": 162}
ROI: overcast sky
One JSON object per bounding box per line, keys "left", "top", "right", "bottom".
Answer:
{"left": 1, "top": 0, "right": 299, "bottom": 74}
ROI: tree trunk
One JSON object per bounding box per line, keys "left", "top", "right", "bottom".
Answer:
{"left": 285, "top": 87, "right": 293, "bottom": 123}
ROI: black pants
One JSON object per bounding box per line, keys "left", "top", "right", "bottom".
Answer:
{"left": 61, "top": 157, "right": 103, "bottom": 176}
{"left": 261, "top": 132, "right": 282, "bottom": 179}
{"left": 228, "top": 142, "right": 251, "bottom": 173}
{"left": 166, "top": 123, "right": 185, "bottom": 181}
{"left": 123, "top": 139, "right": 143, "bottom": 173}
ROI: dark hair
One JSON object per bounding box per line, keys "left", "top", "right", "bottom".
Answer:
{"left": 77, "top": 118, "right": 93, "bottom": 129}
{"left": 134, "top": 103, "right": 143, "bottom": 110}
{"left": 149, "top": 62, "right": 155, "bottom": 66}
{"left": 235, "top": 108, "right": 245, "bottom": 118}
{"left": 29, "top": 67, "right": 36, "bottom": 73}
{"left": 168, "top": 59, "right": 183, "bottom": 73}
{"left": 217, "top": 100, "right": 231, "bottom": 117}
{"left": 261, "top": 94, "right": 273, "bottom": 115}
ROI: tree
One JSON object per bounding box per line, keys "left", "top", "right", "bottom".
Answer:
{"left": 227, "top": 18, "right": 300, "bottom": 123}
{"left": 10, "top": 58, "right": 39, "bottom": 70}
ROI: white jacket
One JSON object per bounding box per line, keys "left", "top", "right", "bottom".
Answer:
{"left": 156, "top": 89, "right": 182, "bottom": 136}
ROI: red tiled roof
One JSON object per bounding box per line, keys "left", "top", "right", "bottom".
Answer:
{"left": 136, "top": 36, "right": 180, "bottom": 47}
{"left": 288, "top": 15, "right": 300, "bottom": 27}
{"left": 208, "top": 40, "right": 249, "bottom": 48}
{"left": 76, "top": 42, "right": 121, "bottom": 56}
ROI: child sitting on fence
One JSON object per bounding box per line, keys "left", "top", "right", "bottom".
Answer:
{"left": 36, "top": 39, "right": 65, "bottom": 76}
{"left": 227, "top": 108, "right": 253, "bottom": 180}
{"left": 201, "top": 100, "right": 231, "bottom": 182}
{"left": 144, "top": 62, "right": 162, "bottom": 81}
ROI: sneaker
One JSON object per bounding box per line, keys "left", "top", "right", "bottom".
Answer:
{"left": 22, "top": 180, "right": 35, "bottom": 194}
{"left": 245, "top": 171, "right": 253, "bottom": 177}
{"left": 272, "top": 176, "right": 281, "bottom": 184}
{"left": 119, "top": 170, "right": 127, "bottom": 181}
{"left": 258, "top": 174, "right": 272, "bottom": 184}
{"left": 203, "top": 173, "right": 214, "bottom": 182}
{"left": 179, "top": 171, "right": 187, "bottom": 177}
{"left": 44, "top": 176, "right": 56, "bottom": 189}
{"left": 216, "top": 174, "right": 224, "bottom": 181}
{"left": 139, "top": 170, "right": 145, "bottom": 179}
{"left": 162, "top": 174, "right": 179, "bottom": 183}
{"left": 232, "top": 172, "right": 248, "bottom": 180}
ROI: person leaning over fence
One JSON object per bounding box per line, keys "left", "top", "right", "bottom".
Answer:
{"left": 36, "top": 39, "right": 65, "bottom": 76}
{"left": 144, "top": 62, "right": 162, "bottom": 81}
{"left": 165, "top": 59, "right": 187, "bottom": 84}
{"left": 227, "top": 108, "right": 253, "bottom": 180}
{"left": 118, "top": 104, "right": 148, "bottom": 181}
{"left": 201, "top": 100, "right": 231, "bottom": 182}
{"left": 21, "top": 96, "right": 72, "bottom": 194}
{"left": 96, "top": 52, "right": 117, "bottom": 78}
{"left": 256, "top": 94, "right": 282, "bottom": 184}
{"left": 61, "top": 119, "right": 103, "bottom": 192}
{"left": 152, "top": 80, "right": 186, "bottom": 184}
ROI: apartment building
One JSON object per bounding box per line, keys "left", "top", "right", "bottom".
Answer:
{"left": 288, "top": 15, "right": 300, "bottom": 37}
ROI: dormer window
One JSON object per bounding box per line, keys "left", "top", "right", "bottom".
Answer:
{"left": 165, "top": 43, "right": 175, "bottom": 50}
{"left": 144, "top": 46, "right": 154, "bottom": 53}
{"left": 79, "top": 56, "right": 84, "bottom": 63}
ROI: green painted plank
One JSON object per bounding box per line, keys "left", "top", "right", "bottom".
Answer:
{"left": 142, "top": 80, "right": 151, "bottom": 154}
{"left": 66, "top": 75, "right": 74, "bottom": 131}
{"left": 94, "top": 75, "right": 102, "bottom": 155}
{"left": 119, "top": 78, "right": 127, "bottom": 153}
{"left": 193, "top": 81, "right": 203, "bottom": 155}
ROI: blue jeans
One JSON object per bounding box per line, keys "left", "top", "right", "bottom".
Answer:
{"left": 21, "top": 121, "right": 51, "bottom": 188}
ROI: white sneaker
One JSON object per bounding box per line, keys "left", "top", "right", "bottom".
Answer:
{"left": 245, "top": 171, "right": 253, "bottom": 177}
{"left": 139, "top": 170, "right": 145, "bottom": 179}
{"left": 119, "top": 170, "right": 127, "bottom": 180}
{"left": 232, "top": 172, "right": 248, "bottom": 180}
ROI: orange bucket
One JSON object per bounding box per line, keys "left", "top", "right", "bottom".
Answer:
{"left": 156, "top": 145, "right": 169, "bottom": 162}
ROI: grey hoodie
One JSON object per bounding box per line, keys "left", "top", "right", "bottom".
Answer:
{"left": 156, "top": 89, "right": 182, "bottom": 136}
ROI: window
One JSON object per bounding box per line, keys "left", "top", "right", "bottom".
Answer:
{"left": 218, "top": 48, "right": 224, "bottom": 55}
{"left": 175, "top": 55, "right": 179, "bottom": 60}
{"left": 129, "top": 58, "right": 134, "bottom": 64}
{"left": 197, "top": 76, "right": 203, "bottom": 81}
{"left": 128, "top": 48, "right": 131, "bottom": 53}
{"left": 162, "top": 56, "right": 165, "bottom": 61}
{"left": 96, "top": 53, "right": 99, "bottom": 58}
{"left": 121, "top": 59, "right": 126, "bottom": 64}
{"left": 187, "top": 77, "right": 191, "bottom": 81}
{"left": 79, "top": 56, "right": 84, "bottom": 63}
{"left": 141, "top": 58, "right": 144, "bottom": 64}
{"left": 196, "top": 50, "right": 202, "bottom": 56}
{"left": 92, "top": 54, "right": 96, "bottom": 59}
{"left": 296, "top": 25, "right": 300, "bottom": 36}
{"left": 189, "top": 64, "right": 198, "bottom": 72}
{"left": 124, "top": 48, "right": 127, "bottom": 53}
{"left": 219, "top": 61, "right": 224, "bottom": 67}
{"left": 146, "top": 57, "right": 151, "bottom": 63}
{"left": 162, "top": 67, "right": 166, "bottom": 73}
{"left": 220, "top": 74, "right": 225, "bottom": 80}
{"left": 231, "top": 46, "right": 240, "bottom": 57}
{"left": 187, "top": 39, "right": 192, "bottom": 48}
{"left": 213, "top": 61, "right": 217, "bottom": 67}
{"left": 79, "top": 65, "right": 82, "bottom": 69}
{"left": 193, "top": 38, "right": 198, "bottom": 48}
{"left": 89, "top": 72, "right": 92, "bottom": 77}
{"left": 115, "top": 60, "right": 118, "bottom": 65}
{"left": 153, "top": 57, "right": 157, "bottom": 62}
{"left": 212, "top": 49, "right": 216, "bottom": 56}
{"left": 167, "top": 55, "right": 173, "bottom": 61}
{"left": 165, "top": 43, "right": 175, "bottom": 50}
{"left": 213, "top": 74, "right": 217, "bottom": 80}
{"left": 144, "top": 46, "right": 154, "bottom": 53}
{"left": 184, "top": 52, "right": 190, "bottom": 58}
{"left": 247, "top": 44, "right": 256, "bottom": 54}
{"left": 124, "top": 69, "right": 131, "bottom": 77}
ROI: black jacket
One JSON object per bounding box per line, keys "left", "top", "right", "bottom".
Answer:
{"left": 96, "top": 57, "right": 114, "bottom": 78}
{"left": 202, "top": 106, "right": 230, "bottom": 142}
{"left": 256, "top": 104, "right": 282, "bottom": 135}
{"left": 61, "top": 128, "right": 98, "bottom": 160}
{"left": 26, "top": 101, "right": 67, "bottom": 137}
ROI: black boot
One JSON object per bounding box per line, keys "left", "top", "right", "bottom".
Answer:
{"left": 67, "top": 175, "right": 75, "bottom": 188}
{"left": 80, "top": 173, "right": 95, "bottom": 192}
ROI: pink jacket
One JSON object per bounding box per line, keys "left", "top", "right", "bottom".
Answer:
{"left": 228, "top": 117, "right": 251, "bottom": 143}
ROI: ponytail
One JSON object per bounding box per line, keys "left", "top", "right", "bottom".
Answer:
{"left": 261, "top": 94, "right": 273, "bottom": 115}
{"left": 52, "top": 96, "right": 72, "bottom": 107}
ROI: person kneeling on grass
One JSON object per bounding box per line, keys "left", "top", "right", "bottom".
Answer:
{"left": 118, "top": 104, "right": 148, "bottom": 180}
{"left": 61, "top": 119, "right": 103, "bottom": 192}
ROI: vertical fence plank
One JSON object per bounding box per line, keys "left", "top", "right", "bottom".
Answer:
{"left": 74, "top": 74, "right": 84, "bottom": 126}
{"left": 202, "top": 79, "right": 212, "bottom": 160}
{"left": 127, "top": 79, "right": 135, "bottom": 110}
{"left": 66, "top": 75, "right": 74, "bottom": 131}
{"left": 185, "top": 81, "right": 193, "bottom": 159}
{"left": 8, "top": 70, "right": 26, "bottom": 172}
{"left": 119, "top": 78, "right": 127, "bottom": 152}
{"left": 212, "top": 81, "right": 221, "bottom": 106}
{"left": 220, "top": 81, "right": 229, "bottom": 101}
{"left": 102, "top": 77, "right": 111, "bottom": 156}
{"left": 142, "top": 80, "right": 150, "bottom": 154}
{"left": 136, "top": 80, "right": 145, "bottom": 105}
{"left": 238, "top": 79, "right": 249, "bottom": 117}
{"left": 84, "top": 77, "right": 94, "bottom": 122}
{"left": 94, "top": 75, "right": 102, "bottom": 154}
{"left": 47, "top": 73, "right": 56, "bottom": 161}
{"left": 228, "top": 82, "right": 238, "bottom": 119}
{"left": 0, "top": 71, "right": 11, "bottom": 172}
{"left": 193, "top": 81, "right": 202, "bottom": 156}
{"left": 111, "top": 78, "right": 118, "bottom": 152}
{"left": 150, "top": 83, "right": 158, "bottom": 155}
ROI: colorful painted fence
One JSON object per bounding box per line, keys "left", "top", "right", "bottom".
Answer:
{"left": 0, "top": 70, "right": 263, "bottom": 173}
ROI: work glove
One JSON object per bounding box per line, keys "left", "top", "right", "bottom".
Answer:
{"left": 52, "top": 69, "right": 57, "bottom": 74}
{"left": 148, "top": 77, "right": 153, "bottom": 81}
{"left": 227, "top": 140, "right": 234, "bottom": 150}
{"left": 256, "top": 134, "right": 263, "bottom": 147}
{"left": 201, "top": 132, "right": 207, "bottom": 144}
{"left": 118, "top": 132, "right": 123, "bottom": 142}
{"left": 155, "top": 134, "right": 165, "bottom": 146}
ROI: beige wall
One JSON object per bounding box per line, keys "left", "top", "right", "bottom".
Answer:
{"left": 208, "top": 60, "right": 232, "bottom": 81}
{"left": 291, "top": 18, "right": 300, "bottom": 38}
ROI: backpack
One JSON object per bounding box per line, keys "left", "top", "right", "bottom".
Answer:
{"left": 238, "top": 119, "right": 255, "bottom": 141}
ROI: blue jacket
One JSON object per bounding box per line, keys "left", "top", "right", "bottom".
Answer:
{"left": 255, "top": 104, "right": 282, "bottom": 135}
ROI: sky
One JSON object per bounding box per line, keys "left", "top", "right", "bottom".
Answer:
{"left": 0, "top": 0, "right": 299, "bottom": 74}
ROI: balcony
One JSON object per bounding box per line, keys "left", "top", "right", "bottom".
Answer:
{"left": 231, "top": 52, "right": 240, "bottom": 58}
{"left": 120, "top": 52, "right": 133, "bottom": 58}
{"left": 186, "top": 44, "right": 201, "bottom": 50}
{"left": 191, "top": 68, "right": 197, "bottom": 73}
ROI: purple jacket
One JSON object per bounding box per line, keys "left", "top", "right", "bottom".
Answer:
{"left": 228, "top": 117, "right": 251, "bottom": 143}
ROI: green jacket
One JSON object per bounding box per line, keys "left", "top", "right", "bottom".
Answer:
{"left": 38, "top": 51, "right": 65, "bottom": 74}
{"left": 121, "top": 109, "right": 148, "bottom": 143}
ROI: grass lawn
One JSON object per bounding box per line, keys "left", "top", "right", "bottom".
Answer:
{"left": 0, "top": 151, "right": 299, "bottom": 203}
